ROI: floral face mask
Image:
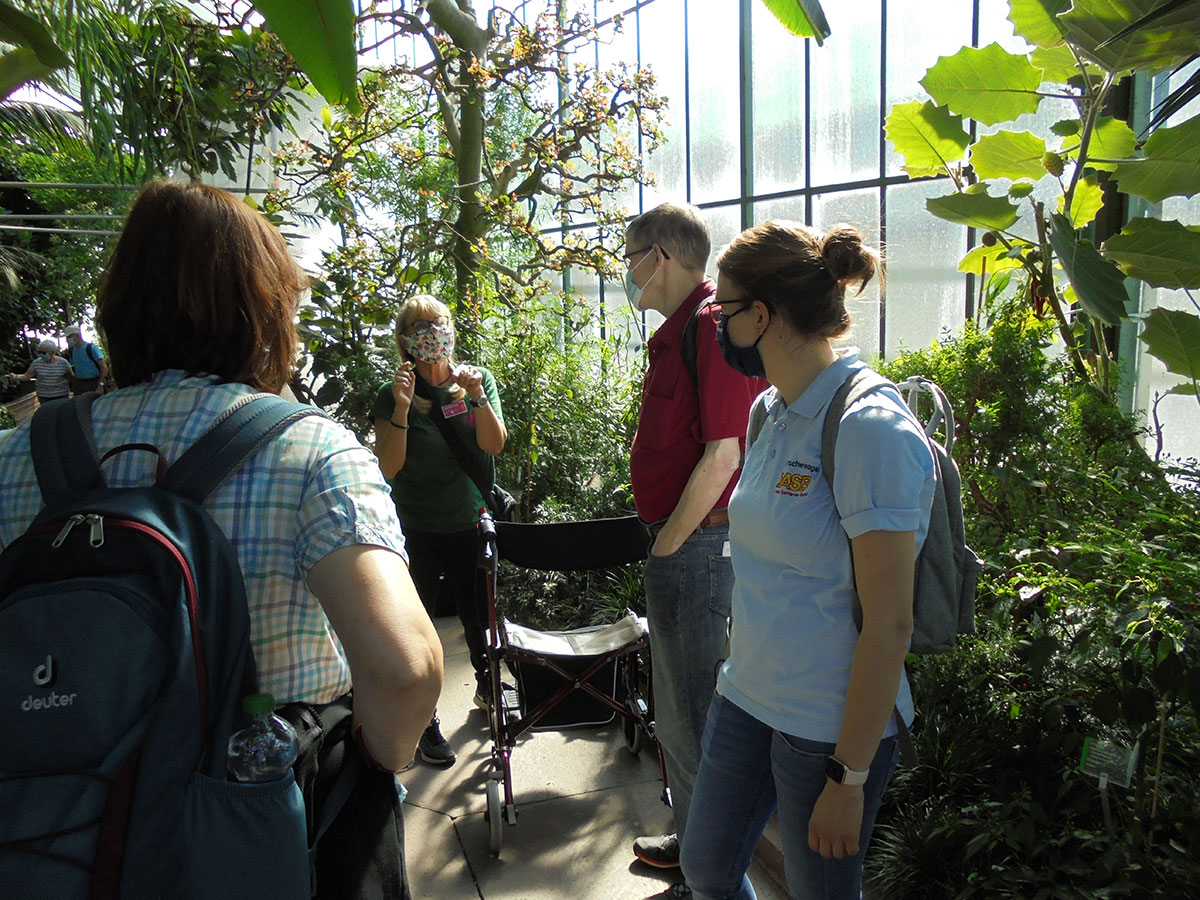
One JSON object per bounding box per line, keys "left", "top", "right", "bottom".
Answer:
{"left": 401, "top": 321, "right": 455, "bottom": 363}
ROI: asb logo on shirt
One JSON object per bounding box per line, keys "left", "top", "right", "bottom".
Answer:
{"left": 774, "top": 459, "right": 820, "bottom": 497}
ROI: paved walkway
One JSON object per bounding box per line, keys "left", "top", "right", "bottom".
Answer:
{"left": 402, "top": 616, "right": 788, "bottom": 900}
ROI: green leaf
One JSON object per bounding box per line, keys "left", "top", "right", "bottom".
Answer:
{"left": 1140, "top": 308, "right": 1200, "bottom": 383}
{"left": 0, "top": 46, "right": 55, "bottom": 100}
{"left": 927, "top": 190, "right": 1020, "bottom": 230}
{"left": 1066, "top": 116, "right": 1138, "bottom": 171}
{"left": 970, "top": 131, "right": 1048, "bottom": 181}
{"left": 0, "top": 1, "right": 68, "bottom": 69}
{"left": 884, "top": 100, "right": 970, "bottom": 178}
{"left": 920, "top": 43, "right": 1044, "bottom": 125}
{"left": 1031, "top": 44, "right": 1085, "bottom": 83}
{"left": 757, "top": 0, "right": 831, "bottom": 45}
{"left": 1051, "top": 118, "right": 1081, "bottom": 137}
{"left": 1168, "top": 382, "right": 1199, "bottom": 396}
{"left": 1104, "top": 218, "right": 1200, "bottom": 289}
{"left": 1008, "top": 0, "right": 1070, "bottom": 48}
{"left": 959, "top": 243, "right": 1029, "bottom": 275}
{"left": 1059, "top": 174, "right": 1104, "bottom": 228}
{"left": 1111, "top": 114, "right": 1200, "bottom": 202}
{"left": 253, "top": 0, "right": 360, "bottom": 114}
{"left": 1048, "top": 212, "right": 1130, "bottom": 324}
{"left": 1060, "top": 0, "right": 1200, "bottom": 75}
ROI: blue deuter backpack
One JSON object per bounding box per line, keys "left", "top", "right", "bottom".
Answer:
{"left": 0, "top": 393, "right": 323, "bottom": 900}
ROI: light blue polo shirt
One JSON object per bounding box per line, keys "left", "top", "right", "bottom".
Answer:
{"left": 718, "top": 349, "right": 935, "bottom": 743}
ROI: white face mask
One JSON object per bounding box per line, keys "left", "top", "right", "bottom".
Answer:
{"left": 622, "top": 251, "right": 658, "bottom": 308}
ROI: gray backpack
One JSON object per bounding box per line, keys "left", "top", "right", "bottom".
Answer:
{"left": 749, "top": 369, "right": 982, "bottom": 760}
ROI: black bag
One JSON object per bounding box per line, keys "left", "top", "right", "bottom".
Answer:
{"left": 415, "top": 375, "right": 515, "bottom": 521}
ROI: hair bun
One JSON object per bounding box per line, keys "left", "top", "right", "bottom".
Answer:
{"left": 820, "top": 224, "right": 878, "bottom": 287}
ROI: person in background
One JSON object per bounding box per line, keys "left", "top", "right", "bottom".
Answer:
{"left": 9, "top": 338, "right": 72, "bottom": 403}
{"left": 64, "top": 324, "right": 112, "bottom": 394}
{"left": 621, "top": 203, "right": 766, "bottom": 882}
{"left": 372, "top": 294, "right": 507, "bottom": 768}
{"left": 0, "top": 179, "right": 444, "bottom": 900}
{"left": 679, "top": 220, "right": 934, "bottom": 900}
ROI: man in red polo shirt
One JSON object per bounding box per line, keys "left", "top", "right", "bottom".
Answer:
{"left": 623, "top": 203, "right": 765, "bottom": 875}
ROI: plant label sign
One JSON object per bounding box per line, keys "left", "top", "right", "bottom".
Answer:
{"left": 1079, "top": 736, "right": 1135, "bottom": 789}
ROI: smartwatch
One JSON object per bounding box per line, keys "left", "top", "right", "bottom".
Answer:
{"left": 824, "top": 755, "right": 869, "bottom": 786}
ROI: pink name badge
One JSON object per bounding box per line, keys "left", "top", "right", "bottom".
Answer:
{"left": 441, "top": 399, "right": 469, "bottom": 418}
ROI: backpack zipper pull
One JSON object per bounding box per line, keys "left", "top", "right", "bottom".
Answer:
{"left": 87, "top": 514, "right": 105, "bottom": 548}
{"left": 52, "top": 514, "right": 87, "bottom": 548}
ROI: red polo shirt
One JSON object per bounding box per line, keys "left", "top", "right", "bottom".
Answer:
{"left": 631, "top": 279, "right": 767, "bottom": 524}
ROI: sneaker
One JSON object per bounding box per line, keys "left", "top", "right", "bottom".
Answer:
{"left": 473, "top": 682, "right": 490, "bottom": 710}
{"left": 418, "top": 716, "right": 456, "bottom": 766}
{"left": 633, "top": 832, "right": 681, "bottom": 869}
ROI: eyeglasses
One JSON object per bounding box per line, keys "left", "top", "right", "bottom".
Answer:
{"left": 622, "top": 244, "right": 671, "bottom": 267}
{"left": 405, "top": 316, "right": 450, "bottom": 336}
{"left": 706, "top": 300, "right": 753, "bottom": 325}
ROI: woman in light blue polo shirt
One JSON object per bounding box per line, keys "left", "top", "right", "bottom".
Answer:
{"left": 679, "top": 221, "right": 935, "bottom": 900}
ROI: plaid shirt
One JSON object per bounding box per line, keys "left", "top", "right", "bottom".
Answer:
{"left": 0, "top": 371, "right": 407, "bottom": 703}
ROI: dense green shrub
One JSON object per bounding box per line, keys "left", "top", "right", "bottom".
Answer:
{"left": 867, "top": 315, "right": 1200, "bottom": 899}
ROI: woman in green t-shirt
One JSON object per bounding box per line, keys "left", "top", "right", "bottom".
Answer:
{"left": 372, "top": 294, "right": 507, "bottom": 768}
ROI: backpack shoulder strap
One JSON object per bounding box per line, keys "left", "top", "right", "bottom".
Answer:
{"left": 820, "top": 368, "right": 895, "bottom": 502}
{"left": 680, "top": 303, "right": 701, "bottom": 386}
{"left": 86, "top": 342, "right": 100, "bottom": 364}
{"left": 166, "top": 395, "right": 327, "bottom": 504}
{"left": 746, "top": 393, "right": 769, "bottom": 449}
{"left": 30, "top": 394, "right": 103, "bottom": 506}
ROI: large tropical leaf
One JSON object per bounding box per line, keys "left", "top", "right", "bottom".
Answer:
{"left": 0, "top": 1, "right": 67, "bottom": 68}
{"left": 1067, "top": 116, "right": 1138, "bottom": 171}
{"left": 1111, "top": 113, "right": 1200, "bottom": 202}
{"left": 0, "top": 2, "right": 68, "bottom": 100}
{"left": 1008, "top": 0, "right": 1070, "bottom": 48}
{"left": 884, "top": 100, "right": 970, "bottom": 178}
{"left": 1060, "top": 0, "right": 1200, "bottom": 75}
{"left": 253, "top": 0, "right": 360, "bottom": 113}
{"left": 970, "top": 131, "right": 1048, "bottom": 181}
{"left": 1139, "top": 307, "right": 1200, "bottom": 387}
{"left": 958, "top": 242, "right": 1030, "bottom": 275}
{"left": 1104, "top": 217, "right": 1200, "bottom": 289}
{"left": 926, "top": 190, "right": 1020, "bottom": 231}
{"left": 1048, "top": 212, "right": 1130, "bottom": 324}
{"left": 1059, "top": 174, "right": 1105, "bottom": 228}
{"left": 920, "top": 43, "right": 1044, "bottom": 125}
{"left": 757, "top": 0, "right": 831, "bottom": 45}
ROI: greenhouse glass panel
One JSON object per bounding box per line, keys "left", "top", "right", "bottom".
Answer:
{"left": 815, "top": 189, "right": 881, "bottom": 360}
{"left": 884, "top": 180, "right": 967, "bottom": 357}
{"left": 753, "top": 195, "right": 806, "bottom": 224}
{"left": 597, "top": 13, "right": 642, "bottom": 217}
{"left": 642, "top": 0, "right": 687, "bottom": 206}
{"left": 687, "top": 0, "right": 741, "bottom": 203}
{"left": 704, "top": 203, "right": 743, "bottom": 276}
{"left": 810, "top": 1, "right": 880, "bottom": 187}
{"left": 751, "top": 0, "right": 806, "bottom": 196}
{"left": 884, "top": 0, "right": 973, "bottom": 176}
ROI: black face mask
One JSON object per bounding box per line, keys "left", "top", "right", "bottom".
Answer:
{"left": 716, "top": 312, "right": 768, "bottom": 379}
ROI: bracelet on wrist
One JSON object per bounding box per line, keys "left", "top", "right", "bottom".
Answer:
{"left": 389, "top": 419, "right": 409, "bottom": 429}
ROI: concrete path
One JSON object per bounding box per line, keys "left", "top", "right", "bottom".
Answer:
{"left": 402, "top": 616, "right": 788, "bottom": 900}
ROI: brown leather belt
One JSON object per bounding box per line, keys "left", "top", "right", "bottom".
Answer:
{"left": 647, "top": 508, "right": 729, "bottom": 537}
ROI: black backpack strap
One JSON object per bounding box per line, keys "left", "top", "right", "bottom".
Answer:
{"left": 680, "top": 301, "right": 701, "bottom": 385}
{"left": 166, "top": 395, "right": 326, "bottom": 504}
{"left": 29, "top": 394, "right": 103, "bottom": 506}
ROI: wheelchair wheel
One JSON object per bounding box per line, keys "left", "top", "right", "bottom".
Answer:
{"left": 486, "top": 776, "right": 503, "bottom": 856}
{"left": 623, "top": 699, "right": 645, "bottom": 756}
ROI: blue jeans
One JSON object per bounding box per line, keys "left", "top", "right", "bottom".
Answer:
{"left": 644, "top": 525, "right": 733, "bottom": 840}
{"left": 680, "top": 693, "right": 898, "bottom": 900}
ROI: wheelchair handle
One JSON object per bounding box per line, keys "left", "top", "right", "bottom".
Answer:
{"left": 477, "top": 507, "right": 496, "bottom": 568}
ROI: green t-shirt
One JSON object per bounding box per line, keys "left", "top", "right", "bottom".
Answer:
{"left": 371, "top": 367, "right": 505, "bottom": 533}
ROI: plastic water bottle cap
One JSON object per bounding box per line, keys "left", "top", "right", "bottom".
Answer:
{"left": 241, "top": 692, "right": 276, "bottom": 714}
